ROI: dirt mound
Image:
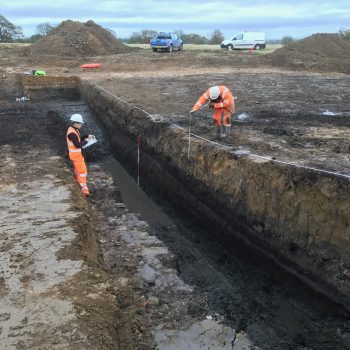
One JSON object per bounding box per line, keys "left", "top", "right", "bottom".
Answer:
{"left": 267, "top": 33, "right": 350, "bottom": 74}
{"left": 27, "top": 20, "right": 133, "bottom": 57}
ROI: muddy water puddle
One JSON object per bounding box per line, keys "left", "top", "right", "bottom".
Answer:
{"left": 102, "top": 158, "right": 350, "bottom": 349}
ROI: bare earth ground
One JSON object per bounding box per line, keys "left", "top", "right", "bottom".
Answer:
{"left": 0, "top": 98, "right": 141, "bottom": 349}
{"left": 2, "top": 44, "right": 346, "bottom": 176}
{"left": 1, "top": 44, "right": 350, "bottom": 349}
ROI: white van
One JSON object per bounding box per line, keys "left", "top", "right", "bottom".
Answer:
{"left": 221, "top": 32, "right": 266, "bottom": 50}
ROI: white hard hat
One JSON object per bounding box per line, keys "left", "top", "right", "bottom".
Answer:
{"left": 70, "top": 114, "right": 84, "bottom": 124}
{"left": 209, "top": 86, "right": 220, "bottom": 100}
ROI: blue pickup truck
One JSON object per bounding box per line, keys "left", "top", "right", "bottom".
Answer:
{"left": 150, "top": 32, "right": 183, "bottom": 52}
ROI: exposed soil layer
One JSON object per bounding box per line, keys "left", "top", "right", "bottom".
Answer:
{"left": 1, "top": 37, "right": 350, "bottom": 348}
{"left": 79, "top": 78, "right": 350, "bottom": 311}
{"left": 26, "top": 20, "right": 133, "bottom": 58}
{"left": 92, "top": 71, "right": 350, "bottom": 174}
{"left": 0, "top": 84, "right": 148, "bottom": 348}
{"left": 5, "top": 77, "right": 350, "bottom": 349}
{"left": 266, "top": 34, "right": 350, "bottom": 74}
{"left": 3, "top": 32, "right": 350, "bottom": 76}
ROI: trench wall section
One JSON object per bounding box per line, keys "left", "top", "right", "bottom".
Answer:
{"left": 21, "top": 76, "right": 350, "bottom": 309}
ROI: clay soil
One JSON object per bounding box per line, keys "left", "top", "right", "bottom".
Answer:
{"left": 1, "top": 42, "right": 350, "bottom": 349}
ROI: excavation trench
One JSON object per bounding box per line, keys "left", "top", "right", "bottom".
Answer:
{"left": 16, "top": 76, "right": 350, "bottom": 349}
{"left": 76, "top": 78, "right": 350, "bottom": 307}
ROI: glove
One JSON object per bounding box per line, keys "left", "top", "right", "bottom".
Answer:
{"left": 189, "top": 109, "right": 196, "bottom": 114}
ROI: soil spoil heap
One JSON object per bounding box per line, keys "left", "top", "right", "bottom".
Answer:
{"left": 267, "top": 33, "right": 350, "bottom": 74}
{"left": 27, "top": 20, "right": 132, "bottom": 57}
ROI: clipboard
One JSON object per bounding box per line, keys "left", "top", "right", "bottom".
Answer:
{"left": 82, "top": 136, "right": 97, "bottom": 149}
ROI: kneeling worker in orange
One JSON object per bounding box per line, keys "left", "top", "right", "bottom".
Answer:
{"left": 66, "top": 114, "right": 94, "bottom": 196}
{"left": 191, "top": 86, "right": 235, "bottom": 139}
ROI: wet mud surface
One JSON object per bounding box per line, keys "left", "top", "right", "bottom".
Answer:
{"left": 80, "top": 90, "right": 350, "bottom": 348}
{"left": 0, "top": 95, "right": 136, "bottom": 349}
{"left": 103, "top": 158, "right": 350, "bottom": 350}
{"left": 1, "top": 44, "right": 350, "bottom": 349}
{"left": 2, "top": 86, "right": 350, "bottom": 349}
{"left": 4, "top": 42, "right": 350, "bottom": 174}
{"left": 77, "top": 74, "right": 350, "bottom": 304}
{"left": 95, "top": 71, "right": 350, "bottom": 176}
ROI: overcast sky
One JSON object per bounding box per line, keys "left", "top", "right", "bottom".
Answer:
{"left": 1, "top": 0, "right": 349, "bottom": 39}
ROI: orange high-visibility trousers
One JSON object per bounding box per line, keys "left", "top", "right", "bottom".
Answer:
{"left": 213, "top": 108, "right": 232, "bottom": 126}
{"left": 72, "top": 158, "right": 89, "bottom": 195}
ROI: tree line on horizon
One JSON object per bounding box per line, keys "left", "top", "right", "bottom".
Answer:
{"left": 1, "top": 14, "right": 349, "bottom": 45}
{"left": 125, "top": 29, "right": 224, "bottom": 45}
{"left": 0, "top": 15, "right": 226, "bottom": 45}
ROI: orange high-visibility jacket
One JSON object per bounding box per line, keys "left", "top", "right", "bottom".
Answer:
{"left": 66, "top": 126, "right": 83, "bottom": 160}
{"left": 192, "top": 86, "right": 235, "bottom": 113}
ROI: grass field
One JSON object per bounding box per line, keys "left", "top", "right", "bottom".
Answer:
{"left": 0, "top": 42, "right": 282, "bottom": 54}
{"left": 0, "top": 43, "right": 31, "bottom": 47}
{"left": 126, "top": 43, "right": 282, "bottom": 54}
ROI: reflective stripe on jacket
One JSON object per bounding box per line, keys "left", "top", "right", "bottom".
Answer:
{"left": 66, "top": 126, "right": 83, "bottom": 160}
{"left": 192, "top": 86, "right": 235, "bottom": 113}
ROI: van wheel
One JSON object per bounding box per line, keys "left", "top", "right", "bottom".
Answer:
{"left": 228, "top": 44, "right": 233, "bottom": 50}
{"left": 168, "top": 45, "right": 173, "bottom": 53}
{"left": 254, "top": 44, "right": 261, "bottom": 50}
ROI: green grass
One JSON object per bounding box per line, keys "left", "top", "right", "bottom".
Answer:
{"left": 126, "top": 43, "right": 282, "bottom": 54}
{"left": 0, "top": 42, "right": 282, "bottom": 54}
{"left": 0, "top": 43, "right": 30, "bottom": 47}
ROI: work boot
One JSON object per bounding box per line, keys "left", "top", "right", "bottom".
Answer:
{"left": 224, "top": 125, "right": 231, "bottom": 139}
{"left": 86, "top": 193, "right": 96, "bottom": 203}
{"left": 212, "top": 127, "right": 221, "bottom": 140}
{"left": 220, "top": 125, "right": 226, "bottom": 138}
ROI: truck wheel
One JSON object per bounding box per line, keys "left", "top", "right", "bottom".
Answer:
{"left": 254, "top": 44, "right": 261, "bottom": 50}
{"left": 152, "top": 48, "right": 157, "bottom": 52}
{"left": 168, "top": 45, "right": 173, "bottom": 53}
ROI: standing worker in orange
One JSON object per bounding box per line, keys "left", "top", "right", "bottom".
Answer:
{"left": 66, "top": 114, "right": 94, "bottom": 196}
{"left": 190, "top": 86, "right": 235, "bottom": 139}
